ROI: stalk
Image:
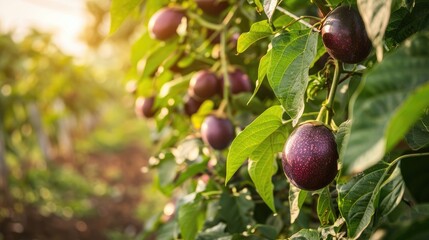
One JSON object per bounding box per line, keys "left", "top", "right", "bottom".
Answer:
{"left": 316, "top": 59, "right": 341, "bottom": 127}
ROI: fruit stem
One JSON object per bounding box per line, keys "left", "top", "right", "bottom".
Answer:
{"left": 186, "top": 11, "right": 223, "bottom": 30}
{"left": 316, "top": 59, "right": 341, "bottom": 125}
{"left": 276, "top": 6, "right": 320, "bottom": 32}
{"left": 311, "top": 0, "right": 331, "bottom": 16}
{"left": 281, "top": 15, "right": 321, "bottom": 30}
{"left": 325, "top": 59, "right": 341, "bottom": 124}
{"left": 218, "top": 5, "right": 238, "bottom": 119}
{"left": 220, "top": 29, "right": 231, "bottom": 117}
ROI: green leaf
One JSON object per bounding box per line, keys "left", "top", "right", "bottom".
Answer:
{"left": 290, "top": 228, "right": 319, "bottom": 239}
{"left": 237, "top": 21, "right": 272, "bottom": 53}
{"left": 342, "top": 32, "right": 429, "bottom": 174}
{"left": 405, "top": 111, "right": 429, "bottom": 150}
{"left": 179, "top": 198, "right": 203, "bottom": 240}
{"left": 263, "top": 0, "right": 279, "bottom": 21}
{"left": 156, "top": 220, "right": 177, "bottom": 240}
{"left": 317, "top": 187, "right": 336, "bottom": 226}
{"left": 357, "top": 0, "right": 392, "bottom": 61}
{"left": 131, "top": 32, "right": 159, "bottom": 66}
{"left": 159, "top": 74, "right": 191, "bottom": 98}
{"left": 191, "top": 100, "right": 214, "bottom": 129}
{"left": 254, "top": 0, "right": 263, "bottom": 12}
{"left": 336, "top": 120, "right": 351, "bottom": 156}
{"left": 386, "top": 2, "right": 429, "bottom": 44}
{"left": 267, "top": 30, "right": 318, "bottom": 126}
{"left": 157, "top": 153, "right": 178, "bottom": 194}
{"left": 226, "top": 105, "right": 284, "bottom": 183}
{"left": 248, "top": 49, "right": 271, "bottom": 104}
{"left": 254, "top": 224, "right": 278, "bottom": 239}
{"left": 219, "top": 190, "right": 255, "bottom": 233}
{"left": 110, "top": 0, "right": 142, "bottom": 34}
{"left": 289, "top": 185, "right": 308, "bottom": 224}
{"left": 140, "top": 41, "right": 178, "bottom": 79}
{"left": 338, "top": 162, "right": 401, "bottom": 239}
{"left": 273, "top": 15, "right": 306, "bottom": 30}
{"left": 377, "top": 166, "right": 404, "bottom": 220}
{"left": 248, "top": 129, "right": 285, "bottom": 212}
{"left": 197, "top": 223, "right": 231, "bottom": 240}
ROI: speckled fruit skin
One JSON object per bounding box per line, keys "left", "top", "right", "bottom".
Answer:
{"left": 135, "top": 96, "right": 156, "bottom": 118}
{"left": 282, "top": 122, "right": 338, "bottom": 191}
{"left": 201, "top": 115, "right": 235, "bottom": 150}
{"left": 189, "top": 70, "right": 220, "bottom": 101}
{"left": 195, "top": 0, "right": 229, "bottom": 16}
{"left": 321, "top": 5, "right": 372, "bottom": 64}
{"left": 148, "top": 8, "right": 185, "bottom": 41}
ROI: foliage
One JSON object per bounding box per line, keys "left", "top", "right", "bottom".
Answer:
{"left": 108, "top": 0, "right": 429, "bottom": 239}
{"left": 0, "top": 29, "right": 152, "bottom": 232}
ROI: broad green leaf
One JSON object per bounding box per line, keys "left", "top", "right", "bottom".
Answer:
{"left": 319, "top": 218, "right": 346, "bottom": 240}
{"left": 263, "top": 0, "right": 279, "bottom": 21}
{"left": 110, "top": 0, "right": 142, "bottom": 34}
{"left": 254, "top": 0, "right": 263, "bottom": 12}
{"left": 174, "top": 161, "right": 208, "bottom": 188}
{"left": 317, "top": 187, "right": 336, "bottom": 226}
{"left": 336, "top": 120, "right": 351, "bottom": 156}
{"left": 159, "top": 74, "right": 191, "bottom": 98}
{"left": 248, "top": 49, "right": 271, "bottom": 104}
{"left": 196, "top": 223, "right": 231, "bottom": 239}
{"left": 386, "top": 83, "right": 429, "bottom": 151}
{"left": 377, "top": 166, "right": 404, "bottom": 220}
{"left": 290, "top": 228, "right": 319, "bottom": 239}
{"left": 342, "top": 32, "right": 429, "bottom": 174}
{"left": 226, "top": 105, "right": 284, "bottom": 183}
{"left": 140, "top": 41, "right": 178, "bottom": 79}
{"left": 405, "top": 111, "right": 429, "bottom": 150}
{"left": 156, "top": 220, "right": 177, "bottom": 240}
{"left": 254, "top": 224, "right": 278, "bottom": 239}
{"left": 237, "top": 21, "right": 272, "bottom": 53}
{"left": 248, "top": 129, "right": 285, "bottom": 212}
{"left": 357, "top": 0, "right": 392, "bottom": 61}
{"left": 219, "top": 190, "right": 254, "bottom": 233}
{"left": 267, "top": 30, "right": 318, "bottom": 126}
{"left": 273, "top": 15, "right": 306, "bottom": 30}
{"left": 338, "top": 162, "right": 401, "bottom": 239}
{"left": 131, "top": 32, "right": 159, "bottom": 66}
{"left": 289, "top": 185, "right": 308, "bottom": 224}
{"left": 157, "top": 153, "right": 177, "bottom": 191}
{"left": 386, "top": 1, "right": 429, "bottom": 44}
{"left": 191, "top": 100, "right": 214, "bottom": 130}
{"left": 179, "top": 199, "right": 203, "bottom": 240}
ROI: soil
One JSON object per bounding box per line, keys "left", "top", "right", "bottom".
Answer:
{"left": 0, "top": 144, "right": 151, "bottom": 240}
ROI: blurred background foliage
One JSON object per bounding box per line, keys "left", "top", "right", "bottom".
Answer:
{"left": 0, "top": 0, "right": 170, "bottom": 239}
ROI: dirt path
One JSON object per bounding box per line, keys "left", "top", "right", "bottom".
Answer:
{"left": 0, "top": 144, "right": 151, "bottom": 240}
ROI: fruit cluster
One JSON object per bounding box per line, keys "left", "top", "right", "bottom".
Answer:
{"left": 282, "top": 5, "right": 372, "bottom": 191}
{"left": 135, "top": 2, "right": 373, "bottom": 191}
{"left": 134, "top": 1, "right": 253, "bottom": 151}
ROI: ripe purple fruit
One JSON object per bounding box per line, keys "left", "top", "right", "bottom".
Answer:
{"left": 135, "top": 96, "right": 157, "bottom": 118}
{"left": 195, "top": 0, "right": 229, "bottom": 16}
{"left": 189, "top": 70, "right": 220, "bottom": 101}
{"left": 201, "top": 115, "right": 235, "bottom": 150}
{"left": 321, "top": 5, "right": 372, "bottom": 64}
{"left": 148, "top": 8, "right": 186, "bottom": 41}
{"left": 184, "top": 95, "right": 203, "bottom": 116}
{"left": 282, "top": 122, "right": 338, "bottom": 191}
{"left": 219, "top": 69, "right": 252, "bottom": 95}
